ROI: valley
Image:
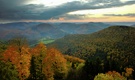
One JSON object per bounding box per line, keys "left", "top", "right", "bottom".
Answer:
{"left": 0, "top": 22, "right": 135, "bottom": 80}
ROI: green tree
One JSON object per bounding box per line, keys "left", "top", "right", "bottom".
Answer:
{"left": 0, "top": 61, "right": 19, "bottom": 80}
{"left": 29, "top": 42, "right": 47, "bottom": 80}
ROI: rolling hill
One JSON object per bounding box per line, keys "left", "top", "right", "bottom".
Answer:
{"left": 57, "top": 22, "right": 110, "bottom": 34}
{"left": 0, "top": 22, "right": 111, "bottom": 42}
{"left": 48, "top": 26, "right": 135, "bottom": 79}
{"left": 31, "top": 23, "right": 67, "bottom": 39}
{"left": 0, "top": 22, "right": 67, "bottom": 41}
{"left": 48, "top": 26, "right": 135, "bottom": 60}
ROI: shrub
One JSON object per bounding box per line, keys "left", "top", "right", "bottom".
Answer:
{"left": 94, "top": 71, "right": 126, "bottom": 80}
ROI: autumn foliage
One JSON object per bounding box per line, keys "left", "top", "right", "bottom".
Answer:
{"left": 94, "top": 71, "right": 126, "bottom": 80}
{"left": 43, "top": 48, "right": 68, "bottom": 80}
{"left": 28, "top": 42, "right": 68, "bottom": 80}
{"left": 3, "top": 39, "right": 31, "bottom": 80}
{"left": 64, "top": 55, "right": 85, "bottom": 63}
{"left": 1, "top": 40, "right": 69, "bottom": 80}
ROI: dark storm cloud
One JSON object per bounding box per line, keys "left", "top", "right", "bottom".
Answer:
{"left": 0, "top": 0, "right": 33, "bottom": 10}
{"left": 0, "top": 0, "right": 135, "bottom": 20}
{"left": 0, "top": 0, "right": 45, "bottom": 20}
{"left": 40, "top": 0, "right": 135, "bottom": 19}
{"left": 104, "top": 13, "right": 135, "bottom": 17}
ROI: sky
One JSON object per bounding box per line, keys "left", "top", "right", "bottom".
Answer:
{"left": 0, "top": 0, "right": 135, "bottom": 22}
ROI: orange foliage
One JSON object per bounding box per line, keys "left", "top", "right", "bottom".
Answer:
{"left": 64, "top": 55, "right": 85, "bottom": 63}
{"left": 3, "top": 45, "right": 31, "bottom": 80}
{"left": 30, "top": 43, "right": 67, "bottom": 80}
{"left": 2, "top": 42, "right": 68, "bottom": 80}
{"left": 123, "top": 67, "right": 134, "bottom": 78}
{"left": 30, "top": 42, "right": 47, "bottom": 56}
{"left": 106, "top": 71, "right": 124, "bottom": 79}
{"left": 125, "top": 68, "right": 134, "bottom": 75}
{"left": 43, "top": 48, "right": 67, "bottom": 80}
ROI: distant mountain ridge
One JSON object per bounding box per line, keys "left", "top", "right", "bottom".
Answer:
{"left": 57, "top": 22, "right": 110, "bottom": 34}
{"left": 0, "top": 22, "right": 111, "bottom": 41}
{"left": 32, "top": 23, "right": 67, "bottom": 39}
{"left": 132, "top": 24, "right": 135, "bottom": 27}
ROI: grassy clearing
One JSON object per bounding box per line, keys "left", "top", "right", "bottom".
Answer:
{"left": 30, "top": 38, "right": 55, "bottom": 47}
{"left": 40, "top": 39, "right": 55, "bottom": 44}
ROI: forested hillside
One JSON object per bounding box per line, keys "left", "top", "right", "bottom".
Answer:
{"left": 48, "top": 26, "right": 135, "bottom": 59}
{"left": 0, "top": 26, "right": 135, "bottom": 80}
{"left": 48, "top": 26, "right": 135, "bottom": 79}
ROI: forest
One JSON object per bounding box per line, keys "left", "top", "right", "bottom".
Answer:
{"left": 48, "top": 26, "right": 135, "bottom": 80}
{"left": 0, "top": 26, "right": 135, "bottom": 80}
{"left": 0, "top": 38, "right": 86, "bottom": 80}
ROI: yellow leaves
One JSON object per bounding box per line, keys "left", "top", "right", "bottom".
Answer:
{"left": 95, "top": 71, "right": 126, "bottom": 80}
{"left": 30, "top": 42, "right": 47, "bottom": 56}
{"left": 2, "top": 44, "right": 31, "bottom": 80}
{"left": 94, "top": 73, "right": 114, "bottom": 80}
{"left": 2, "top": 41, "right": 84, "bottom": 80}
{"left": 43, "top": 65, "right": 54, "bottom": 79}
{"left": 107, "top": 71, "right": 123, "bottom": 78}
{"left": 42, "top": 48, "right": 68, "bottom": 80}
{"left": 125, "top": 68, "right": 134, "bottom": 75}
{"left": 30, "top": 44, "right": 68, "bottom": 80}
{"left": 64, "top": 55, "right": 85, "bottom": 63}
{"left": 123, "top": 67, "right": 134, "bottom": 78}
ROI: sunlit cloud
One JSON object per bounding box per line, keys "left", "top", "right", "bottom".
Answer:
{"left": 104, "top": 13, "right": 135, "bottom": 17}
{"left": 0, "top": 0, "right": 135, "bottom": 22}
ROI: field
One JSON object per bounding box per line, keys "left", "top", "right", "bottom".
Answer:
{"left": 39, "top": 38, "right": 55, "bottom": 44}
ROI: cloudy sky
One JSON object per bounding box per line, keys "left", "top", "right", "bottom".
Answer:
{"left": 0, "top": 0, "right": 135, "bottom": 22}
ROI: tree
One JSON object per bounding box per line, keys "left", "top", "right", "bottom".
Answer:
{"left": 43, "top": 48, "right": 68, "bottom": 80}
{"left": 29, "top": 42, "right": 47, "bottom": 80}
{"left": 0, "top": 61, "right": 19, "bottom": 80}
{"left": 94, "top": 71, "right": 126, "bottom": 80}
{"left": 3, "top": 38, "right": 31, "bottom": 80}
{"left": 29, "top": 43, "right": 68, "bottom": 80}
{"left": 122, "top": 67, "right": 134, "bottom": 80}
